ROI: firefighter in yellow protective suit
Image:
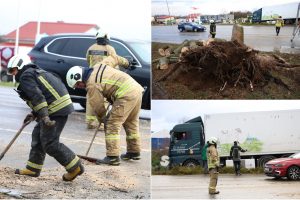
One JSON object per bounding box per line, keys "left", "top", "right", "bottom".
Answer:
{"left": 275, "top": 16, "right": 284, "bottom": 36}
{"left": 85, "top": 30, "right": 129, "bottom": 129}
{"left": 207, "top": 137, "right": 220, "bottom": 195}
{"left": 66, "top": 56, "right": 143, "bottom": 166}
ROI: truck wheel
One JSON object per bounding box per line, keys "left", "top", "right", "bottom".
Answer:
{"left": 183, "top": 160, "right": 199, "bottom": 168}
{"left": 287, "top": 166, "right": 300, "bottom": 180}
{"left": 257, "top": 156, "right": 276, "bottom": 167}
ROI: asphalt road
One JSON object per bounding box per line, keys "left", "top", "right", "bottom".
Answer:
{"left": 151, "top": 174, "right": 300, "bottom": 199}
{"left": 0, "top": 86, "right": 150, "bottom": 198}
{"left": 152, "top": 25, "right": 300, "bottom": 52}
{"left": 152, "top": 174, "right": 300, "bottom": 199}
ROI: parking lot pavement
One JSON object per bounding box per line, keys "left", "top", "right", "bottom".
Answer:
{"left": 152, "top": 174, "right": 300, "bottom": 199}
{"left": 152, "top": 25, "right": 300, "bottom": 52}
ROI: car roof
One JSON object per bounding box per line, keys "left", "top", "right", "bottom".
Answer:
{"left": 42, "top": 33, "right": 123, "bottom": 43}
{"left": 41, "top": 33, "right": 149, "bottom": 44}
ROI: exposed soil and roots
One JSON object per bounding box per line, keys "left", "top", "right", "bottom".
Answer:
{"left": 153, "top": 41, "right": 300, "bottom": 99}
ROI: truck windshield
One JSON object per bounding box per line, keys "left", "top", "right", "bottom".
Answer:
{"left": 173, "top": 132, "right": 189, "bottom": 142}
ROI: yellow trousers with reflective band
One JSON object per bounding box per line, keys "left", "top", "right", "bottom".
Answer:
{"left": 105, "top": 91, "right": 142, "bottom": 156}
{"left": 209, "top": 168, "right": 219, "bottom": 193}
{"left": 86, "top": 97, "right": 109, "bottom": 124}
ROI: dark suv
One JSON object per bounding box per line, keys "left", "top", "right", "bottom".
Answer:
{"left": 28, "top": 34, "right": 150, "bottom": 109}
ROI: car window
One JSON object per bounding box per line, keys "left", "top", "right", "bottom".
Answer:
{"left": 110, "top": 41, "right": 131, "bottom": 57}
{"left": 60, "top": 38, "right": 94, "bottom": 58}
{"left": 47, "top": 38, "right": 69, "bottom": 54}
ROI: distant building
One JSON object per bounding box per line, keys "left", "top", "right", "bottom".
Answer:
{"left": 187, "top": 13, "right": 201, "bottom": 23}
{"left": 1, "top": 21, "right": 99, "bottom": 50}
{"left": 155, "top": 15, "right": 175, "bottom": 24}
{"left": 0, "top": 21, "right": 99, "bottom": 81}
{"left": 201, "top": 14, "right": 234, "bottom": 23}
{"left": 152, "top": 129, "right": 170, "bottom": 151}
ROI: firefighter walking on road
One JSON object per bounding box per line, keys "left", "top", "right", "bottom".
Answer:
{"left": 207, "top": 137, "right": 220, "bottom": 195}
{"left": 85, "top": 30, "right": 129, "bottom": 130}
{"left": 7, "top": 54, "right": 84, "bottom": 181}
{"left": 230, "top": 141, "right": 247, "bottom": 176}
{"left": 66, "top": 55, "right": 143, "bottom": 166}
{"left": 210, "top": 20, "right": 216, "bottom": 38}
{"left": 275, "top": 16, "right": 284, "bottom": 36}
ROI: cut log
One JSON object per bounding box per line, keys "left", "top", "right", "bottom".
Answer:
{"left": 159, "top": 57, "right": 169, "bottom": 70}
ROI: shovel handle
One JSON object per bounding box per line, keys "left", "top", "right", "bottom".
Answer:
{"left": 85, "top": 123, "right": 101, "bottom": 156}
{"left": 0, "top": 120, "right": 31, "bottom": 161}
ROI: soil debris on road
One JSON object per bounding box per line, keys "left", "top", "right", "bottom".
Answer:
{"left": 0, "top": 160, "right": 149, "bottom": 199}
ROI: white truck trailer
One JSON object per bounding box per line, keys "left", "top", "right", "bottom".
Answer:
{"left": 169, "top": 109, "right": 300, "bottom": 167}
{"left": 204, "top": 109, "right": 300, "bottom": 167}
{"left": 253, "top": 2, "right": 300, "bottom": 24}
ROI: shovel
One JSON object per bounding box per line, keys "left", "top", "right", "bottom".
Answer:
{"left": 0, "top": 119, "right": 32, "bottom": 161}
{"left": 78, "top": 103, "right": 112, "bottom": 163}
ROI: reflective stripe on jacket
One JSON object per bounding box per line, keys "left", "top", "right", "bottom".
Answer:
{"left": 86, "top": 44, "right": 128, "bottom": 68}
{"left": 86, "top": 56, "right": 144, "bottom": 120}
{"left": 18, "top": 66, "right": 74, "bottom": 118}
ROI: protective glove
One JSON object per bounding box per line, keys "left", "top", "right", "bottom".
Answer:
{"left": 42, "top": 116, "right": 56, "bottom": 127}
{"left": 23, "top": 113, "right": 36, "bottom": 124}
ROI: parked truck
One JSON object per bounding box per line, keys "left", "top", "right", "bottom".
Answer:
{"left": 169, "top": 110, "right": 300, "bottom": 168}
{"left": 252, "top": 2, "right": 300, "bottom": 24}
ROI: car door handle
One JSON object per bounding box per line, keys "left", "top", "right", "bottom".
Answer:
{"left": 56, "top": 59, "right": 65, "bottom": 63}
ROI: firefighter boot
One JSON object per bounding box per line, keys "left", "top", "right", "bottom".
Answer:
{"left": 15, "top": 168, "right": 40, "bottom": 177}
{"left": 96, "top": 156, "right": 120, "bottom": 166}
{"left": 62, "top": 163, "right": 85, "bottom": 182}
{"left": 121, "top": 152, "right": 141, "bottom": 161}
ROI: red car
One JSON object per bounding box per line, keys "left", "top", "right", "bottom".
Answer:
{"left": 264, "top": 152, "right": 300, "bottom": 180}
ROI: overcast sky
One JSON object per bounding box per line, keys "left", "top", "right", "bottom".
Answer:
{"left": 151, "top": 100, "right": 300, "bottom": 133}
{"left": 0, "top": 0, "right": 151, "bottom": 41}
{"left": 152, "top": 0, "right": 299, "bottom": 16}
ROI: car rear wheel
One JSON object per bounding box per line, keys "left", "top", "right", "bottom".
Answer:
{"left": 287, "top": 166, "right": 300, "bottom": 180}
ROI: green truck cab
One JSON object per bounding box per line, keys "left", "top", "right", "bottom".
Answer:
{"left": 169, "top": 117, "right": 205, "bottom": 167}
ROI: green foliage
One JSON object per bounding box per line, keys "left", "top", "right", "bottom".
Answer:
{"left": 0, "top": 82, "right": 18, "bottom": 87}
{"left": 152, "top": 165, "right": 203, "bottom": 175}
{"left": 220, "top": 166, "right": 264, "bottom": 174}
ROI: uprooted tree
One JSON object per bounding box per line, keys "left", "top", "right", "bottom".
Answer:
{"left": 154, "top": 25, "right": 300, "bottom": 94}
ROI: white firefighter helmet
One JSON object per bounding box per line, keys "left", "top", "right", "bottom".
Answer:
{"left": 208, "top": 137, "right": 218, "bottom": 144}
{"left": 96, "top": 29, "right": 110, "bottom": 40}
{"left": 66, "top": 66, "right": 83, "bottom": 89}
{"left": 7, "top": 54, "right": 31, "bottom": 75}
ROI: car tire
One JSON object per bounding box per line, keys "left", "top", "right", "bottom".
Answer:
{"left": 287, "top": 166, "right": 300, "bottom": 180}
{"left": 179, "top": 28, "right": 184, "bottom": 32}
{"left": 183, "top": 159, "right": 199, "bottom": 168}
{"left": 193, "top": 28, "right": 198, "bottom": 32}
